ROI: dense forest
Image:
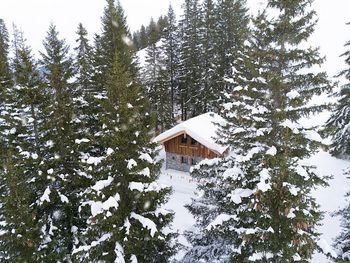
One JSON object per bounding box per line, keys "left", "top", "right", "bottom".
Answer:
{"left": 0, "top": 0, "right": 349, "bottom": 262}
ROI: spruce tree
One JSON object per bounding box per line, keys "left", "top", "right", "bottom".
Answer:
{"left": 0, "top": 18, "right": 14, "bottom": 260}
{"left": 73, "top": 1, "right": 176, "bottom": 261}
{"left": 163, "top": 4, "right": 180, "bottom": 120}
{"left": 215, "top": 0, "right": 250, "bottom": 106}
{"left": 178, "top": 0, "right": 203, "bottom": 120}
{"left": 0, "top": 18, "right": 12, "bottom": 141}
{"left": 75, "top": 23, "right": 93, "bottom": 99}
{"left": 334, "top": 174, "right": 350, "bottom": 262}
{"left": 325, "top": 22, "right": 350, "bottom": 157}
{"left": 200, "top": 0, "right": 219, "bottom": 112}
{"left": 143, "top": 18, "right": 173, "bottom": 132}
{"left": 37, "top": 24, "right": 87, "bottom": 261}
{"left": 185, "top": 0, "right": 332, "bottom": 262}
{"left": 0, "top": 146, "right": 42, "bottom": 262}
{"left": 74, "top": 50, "right": 175, "bottom": 263}
{"left": 0, "top": 26, "right": 46, "bottom": 262}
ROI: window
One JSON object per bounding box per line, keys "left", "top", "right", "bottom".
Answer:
{"left": 181, "top": 135, "right": 187, "bottom": 144}
{"left": 191, "top": 158, "right": 197, "bottom": 165}
{"left": 181, "top": 156, "right": 188, "bottom": 164}
{"left": 191, "top": 138, "right": 198, "bottom": 145}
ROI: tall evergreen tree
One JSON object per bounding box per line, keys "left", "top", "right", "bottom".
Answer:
{"left": 215, "top": 0, "right": 250, "bottom": 106}
{"left": 0, "top": 18, "right": 14, "bottom": 260}
{"left": 75, "top": 23, "right": 93, "bottom": 98}
{"left": 163, "top": 4, "right": 179, "bottom": 120}
{"left": 178, "top": 0, "right": 203, "bottom": 120}
{"left": 325, "top": 22, "right": 350, "bottom": 157}
{"left": 334, "top": 174, "right": 350, "bottom": 262}
{"left": 0, "top": 26, "right": 45, "bottom": 262}
{"left": 74, "top": 50, "right": 175, "bottom": 263}
{"left": 185, "top": 0, "right": 332, "bottom": 261}
{"left": 73, "top": 1, "right": 176, "bottom": 261}
{"left": 143, "top": 18, "right": 173, "bottom": 132}
{"left": 37, "top": 24, "right": 87, "bottom": 261}
{"left": 0, "top": 18, "right": 12, "bottom": 145}
{"left": 200, "top": 0, "right": 219, "bottom": 112}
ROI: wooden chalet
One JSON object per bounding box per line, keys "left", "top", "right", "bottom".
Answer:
{"left": 154, "top": 112, "right": 228, "bottom": 172}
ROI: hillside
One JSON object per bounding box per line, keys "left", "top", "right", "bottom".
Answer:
{"left": 157, "top": 149, "right": 349, "bottom": 262}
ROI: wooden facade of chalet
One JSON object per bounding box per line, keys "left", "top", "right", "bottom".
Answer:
{"left": 163, "top": 133, "right": 221, "bottom": 159}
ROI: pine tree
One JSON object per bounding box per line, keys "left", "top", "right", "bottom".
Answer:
{"left": 0, "top": 26, "right": 46, "bottom": 262}
{"left": 75, "top": 23, "right": 93, "bottom": 98}
{"left": 178, "top": 0, "right": 203, "bottom": 120}
{"left": 74, "top": 50, "right": 175, "bottom": 263}
{"left": 334, "top": 174, "right": 350, "bottom": 262}
{"left": 0, "top": 146, "right": 42, "bottom": 262}
{"left": 0, "top": 18, "right": 12, "bottom": 143}
{"left": 139, "top": 25, "right": 148, "bottom": 49}
{"left": 163, "top": 4, "right": 180, "bottom": 120}
{"left": 0, "top": 18, "right": 14, "bottom": 260}
{"left": 142, "top": 18, "right": 173, "bottom": 132}
{"left": 215, "top": 0, "right": 250, "bottom": 106}
{"left": 200, "top": 0, "right": 219, "bottom": 112}
{"left": 72, "top": 1, "right": 176, "bottom": 261}
{"left": 37, "top": 24, "right": 88, "bottom": 261}
{"left": 185, "top": 0, "right": 332, "bottom": 261}
{"left": 325, "top": 22, "right": 350, "bottom": 157}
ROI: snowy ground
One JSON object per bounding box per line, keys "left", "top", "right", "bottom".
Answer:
{"left": 157, "top": 148, "right": 350, "bottom": 262}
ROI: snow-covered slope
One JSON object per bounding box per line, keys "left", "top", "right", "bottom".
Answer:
{"left": 157, "top": 148, "right": 350, "bottom": 262}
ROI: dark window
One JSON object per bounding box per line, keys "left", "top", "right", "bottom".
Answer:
{"left": 181, "top": 156, "right": 188, "bottom": 164}
{"left": 191, "top": 158, "right": 197, "bottom": 165}
{"left": 181, "top": 135, "right": 187, "bottom": 144}
{"left": 191, "top": 138, "right": 198, "bottom": 145}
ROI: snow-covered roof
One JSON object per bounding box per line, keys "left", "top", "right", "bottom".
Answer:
{"left": 154, "top": 112, "right": 228, "bottom": 155}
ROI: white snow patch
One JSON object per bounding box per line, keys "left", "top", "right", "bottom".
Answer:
{"left": 287, "top": 90, "right": 300, "bottom": 100}
{"left": 222, "top": 166, "right": 244, "bottom": 180}
{"left": 75, "top": 138, "right": 90, "bottom": 144}
{"left": 206, "top": 214, "right": 237, "bottom": 230}
{"left": 266, "top": 146, "right": 277, "bottom": 156}
{"left": 130, "top": 254, "right": 138, "bottom": 263}
{"left": 90, "top": 194, "right": 120, "bottom": 217}
{"left": 257, "top": 168, "right": 271, "bottom": 192}
{"left": 138, "top": 167, "right": 150, "bottom": 177}
{"left": 127, "top": 159, "right": 137, "bottom": 169}
{"left": 91, "top": 176, "right": 113, "bottom": 192}
{"left": 295, "top": 165, "right": 310, "bottom": 180}
{"left": 115, "top": 242, "right": 126, "bottom": 263}
{"left": 129, "top": 182, "right": 144, "bottom": 192}
{"left": 39, "top": 187, "right": 51, "bottom": 204}
{"left": 130, "top": 212, "right": 157, "bottom": 237}
{"left": 303, "top": 130, "right": 322, "bottom": 142}
{"left": 106, "top": 147, "right": 114, "bottom": 156}
{"left": 139, "top": 153, "right": 153, "bottom": 163}
{"left": 59, "top": 193, "right": 69, "bottom": 203}
{"left": 86, "top": 156, "right": 104, "bottom": 165}
{"left": 318, "top": 238, "right": 337, "bottom": 258}
{"left": 229, "top": 188, "right": 254, "bottom": 204}
{"left": 73, "top": 233, "right": 111, "bottom": 254}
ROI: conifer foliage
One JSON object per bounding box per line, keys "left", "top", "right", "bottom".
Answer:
{"left": 185, "top": 0, "right": 332, "bottom": 262}
{"left": 334, "top": 174, "right": 350, "bottom": 262}
{"left": 326, "top": 22, "right": 350, "bottom": 157}
{"left": 36, "top": 24, "right": 86, "bottom": 261}
{"left": 72, "top": 1, "right": 175, "bottom": 262}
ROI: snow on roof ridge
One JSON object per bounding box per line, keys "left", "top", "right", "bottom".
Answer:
{"left": 154, "top": 112, "right": 228, "bottom": 155}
